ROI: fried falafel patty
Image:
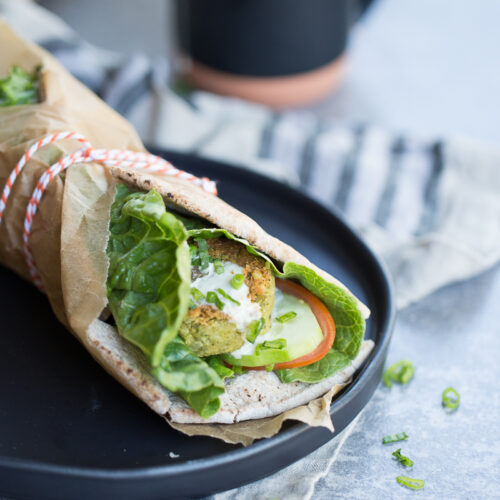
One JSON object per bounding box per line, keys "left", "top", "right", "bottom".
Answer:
{"left": 179, "top": 238, "right": 275, "bottom": 357}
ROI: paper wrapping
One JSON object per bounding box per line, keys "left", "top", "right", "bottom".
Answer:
{"left": 0, "top": 20, "right": 368, "bottom": 445}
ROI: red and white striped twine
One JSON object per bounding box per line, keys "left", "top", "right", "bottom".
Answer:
{"left": 0, "top": 131, "right": 217, "bottom": 291}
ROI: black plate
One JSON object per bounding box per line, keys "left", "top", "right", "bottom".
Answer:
{"left": 0, "top": 151, "right": 394, "bottom": 499}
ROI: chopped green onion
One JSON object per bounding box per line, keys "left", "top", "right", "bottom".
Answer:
{"left": 191, "top": 287, "right": 205, "bottom": 302}
{"left": 255, "top": 338, "right": 287, "bottom": 355}
{"left": 442, "top": 387, "right": 460, "bottom": 411}
{"left": 392, "top": 448, "right": 413, "bottom": 467}
{"left": 189, "top": 244, "right": 200, "bottom": 265}
{"left": 188, "top": 299, "right": 197, "bottom": 309}
{"left": 276, "top": 311, "right": 297, "bottom": 323}
{"left": 216, "top": 288, "right": 240, "bottom": 306}
{"left": 231, "top": 274, "right": 245, "bottom": 289}
{"left": 382, "top": 432, "right": 408, "bottom": 444}
{"left": 246, "top": 318, "right": 265, "bottom": 343}
{"left": 383, "top": 360, "right": 415, "bottom": 388}
{"left": 206, "top": 291, "right": 224, "bottom": 310}
{"left": 214, "top": 259, "right": 225, "bottom": 274}
{"left": 396, "top": 476, "right": 424, "bottom": 490}
{"left": 194, "top": 238, "right": 210, "bottom": 270}
{"left": 265, "top": 363, "right": 275, "bottom": 372}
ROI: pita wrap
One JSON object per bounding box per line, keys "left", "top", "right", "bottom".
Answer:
{"left": 0, "top": 20, "right": 372, "bottom": 444}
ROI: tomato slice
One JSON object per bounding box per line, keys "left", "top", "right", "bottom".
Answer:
{"left": 242, "top": 278, "right": 335, "bottom": 371}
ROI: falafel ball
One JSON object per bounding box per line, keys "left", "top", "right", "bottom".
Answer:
{"left": 179, "top": 238, "right": 275, "bottom": 357}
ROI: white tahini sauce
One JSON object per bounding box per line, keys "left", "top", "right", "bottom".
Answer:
{"left": 230, "top": 288, "right": 289, "bottom": 358}
{"left": 191, "top": 262, "right": 261, "bottom": 331}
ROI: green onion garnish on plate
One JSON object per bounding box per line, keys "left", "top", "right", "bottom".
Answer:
{"left": 214, "top": 259, "right": 224, "bottom": 274}
{"left": 396, "top": 476, "right": 424, "bottom": 490}
{"left": 392, "top": 448, "right": 413, "bottom": 467}
{"left": 216, "top": 288, "right": 240, "bottom": 305}
{"left": 442, "top": 387, "right": 460, "bottom": 411}
{"left": 191, "top": 287, "right": 205, "bottom": 302}
{"left": 246, "top": 318, "right": 265, "bottom": 343}
{"left": 382, "top": 432, "right": 408, "bottom": 444}
{"left": 231, "top": 274, "right": 245, "bottom": 289}
{"left": 383, "top": 360, "right": 415, "bottom": 388}
{"left": 206, "top": 291, "right": 224, "bottom": 310}
{"left": 188, "top": 299, "right": 197, "bottom": 309}
{"left": 276, "top": 311, "right": 297, "bottom": 323}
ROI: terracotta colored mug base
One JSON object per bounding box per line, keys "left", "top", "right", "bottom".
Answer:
{"left": 184, "top": 55, "right": 346, "bottom": 109}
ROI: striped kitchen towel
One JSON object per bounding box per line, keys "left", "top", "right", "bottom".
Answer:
{"left": 2, "top": 0, "right": 500, "bottom": 312}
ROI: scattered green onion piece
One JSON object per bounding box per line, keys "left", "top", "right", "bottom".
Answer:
{"left": 194, "top": 238, "right": 210, "bottom": 270}
{"left": 255, "top": 338, "right": 287, "bottom": 355}
{"left": 214, "top": 259, "right": 224, "bottom": 274}
{"left": 276, "top": 311, "right": 297, "bottom": 323}
{"left": 246, "top": 318, "right": 265, "bottom": 343}
{"left": 206, "top": 291, "right": 224, "bottom": 310}
{"left": 191, "top": 287, "right": 205, "bottom": 302}
{"left": 188, "top": 299, "right": 197, "bottom": 309}
{"left": 265, "top": 363, "right": 275, "bottom": 372}
{"left": 382, "top": 432, "right": 408, "bottom": 444}
{"left": 231, "top": 274, "right": 245, "bottom": 289}
{"left": 383, "top": 360, "right": 415, "bottom": 388}
{"left": 396, "top": 476, "right": 424, "bottom": 490}
{"left": 392, "top": 448, "right": 414, "bottom": 467}
{"left": 442, "top": 387, "right": 460, "bottom": 411}
{"left": 216, "top": 288, "right": 240, "bottom": 306}
{"left": 233, "top": 365, "right": 246, "bottom": 375}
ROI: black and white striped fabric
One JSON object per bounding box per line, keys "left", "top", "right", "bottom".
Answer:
{"left": 2, "top": 0, "right": 500, "bottom": 309}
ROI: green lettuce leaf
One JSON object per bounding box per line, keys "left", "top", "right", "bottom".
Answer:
{"left": 154, "top": 337, "right": 226, "bottom": 418}
{"left": 0, "top": 66, "right": 40, "bottom": 107}
{"left": 279, "top": 262, "right": 365, "bottom": 360}
{"left": 188, "top": 228, "right": 366, "bottom": 384}
{"left": 107, "top": 186, "right": 225, "bottom": 418}
{"left": 205, "top": 355, "right": 235, "bottom": 380}
{"left": 107, "top": 184, "right": 190, "bottom": 366}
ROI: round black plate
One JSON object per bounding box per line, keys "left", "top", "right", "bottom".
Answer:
{"left": 0, "top": 151, "right": 394, "bottom": 499}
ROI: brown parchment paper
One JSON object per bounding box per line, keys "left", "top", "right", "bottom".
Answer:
{"left": 0, "top": 20, "right": 372, "bottom": 445}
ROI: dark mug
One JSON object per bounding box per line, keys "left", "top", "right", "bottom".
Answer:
{"left": 175, "top": 0, "right": 373, "bottom": 107}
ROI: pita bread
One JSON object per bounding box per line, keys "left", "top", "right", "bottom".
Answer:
{"left": 76, "top": 167, "right": 372, "bottom": 424}
{"left": 85, "top": 316, "right": 373, "bottom": 424}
